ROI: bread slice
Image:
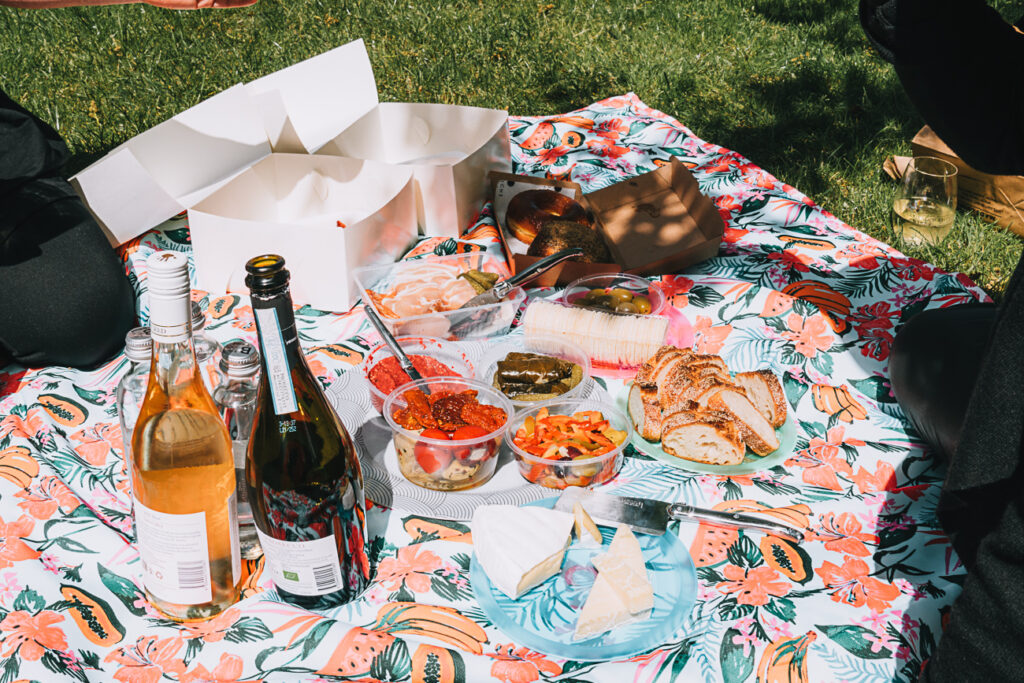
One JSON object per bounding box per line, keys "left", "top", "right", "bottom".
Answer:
{"left": 661, "top": 410, "right": 744, "bottom": 465}
{"left": 627, "top": 381, "right": 663, "bottom": 440}
{"left": 707, "top": 389, "right": 780, "bottom": 456}
{"left": 734, "top": 370, "right": 787, "bottom": 428}
{"left": 636, "top": 347, "right": 689, "bottom": 383}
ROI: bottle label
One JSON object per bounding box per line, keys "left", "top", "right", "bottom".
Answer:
{"left": 134, "top": 498, "right": 213, "bottom": 605}
{"left": 253, "top": 307, "right": 298, "bottom": 415}
{"left": 255, "top": 531, "right": 344, "bottom": 597}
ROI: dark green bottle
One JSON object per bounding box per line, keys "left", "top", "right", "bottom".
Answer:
{"left": 244, "top": 254, "right": 370, "bottom": 608}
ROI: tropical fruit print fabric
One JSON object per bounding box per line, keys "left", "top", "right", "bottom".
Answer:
{"left": 0, "top": 93, "right": 982, "bottom": 682}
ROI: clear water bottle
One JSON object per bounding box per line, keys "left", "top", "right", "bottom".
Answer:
{"left": 192, "top": 302, "right": 221, "bottom": 394}
{"left": 213, "top": 341, "right": 262, "bottom": 560}
{"left": 115, "top": 326, "right": 152, "bottom": 498}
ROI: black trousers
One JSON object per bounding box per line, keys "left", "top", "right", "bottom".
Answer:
{"left": 892, "top": 303, "right": 1024, "bottom": 681}
{"left": 0, "top": 88, "right": 135, "bottom": 369}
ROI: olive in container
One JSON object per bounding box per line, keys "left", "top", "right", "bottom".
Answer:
{"left": 383, "top": 377, "right": 513, "bottom": 491}
{"left": 506, "top": 398, "right": 631, "bottom": 489}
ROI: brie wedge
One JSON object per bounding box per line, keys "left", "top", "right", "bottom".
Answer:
{"left": 472, "top": 505, "right": 575, "bottom": 600}
{"left": 573, "top": 573, "right": 633, "bottom": 640}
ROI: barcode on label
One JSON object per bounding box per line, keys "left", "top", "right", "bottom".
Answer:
{"left": 312, "top": 564, "right": 338, "bottom": 592}
{"left": 178, "top": 562, "right": 207, "bottom": 590}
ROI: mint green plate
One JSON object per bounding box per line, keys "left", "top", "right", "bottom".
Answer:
{"left": 616, "top": 384, "right": 798, "bottom": 476}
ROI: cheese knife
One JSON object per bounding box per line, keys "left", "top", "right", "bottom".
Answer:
{"left": 456, "top": 246, "right": 584, "bottom": 310}
{"left": 554, "top": 488, "right": 805, "bottom": 544}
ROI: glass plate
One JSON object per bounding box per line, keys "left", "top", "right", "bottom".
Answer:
{"left": 615, "top": 383, "right": 799, "bottom": 475}
{"left": 470, "top": 498, "right": 697, "bottom": 661}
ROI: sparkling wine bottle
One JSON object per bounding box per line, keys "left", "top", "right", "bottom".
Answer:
{"left": 132, "top": 251, "right": 240, "bottom": 621}
{"left": 245, "top": 254, "right": 370, "bottom": 609}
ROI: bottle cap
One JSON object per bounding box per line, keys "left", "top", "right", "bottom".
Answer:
{"left": 245, "top": 254, "right": 290, "bottom": 296}
{"left": 220, "top": 340, "right": 260, "bottom": 378}
{"left": 191, "top": 302, "right": 206, "bottom": 332}
{"left": 147, "top": 251, "right": 192, "bottom": 343}
{"left": 124, "top": 327, "right": 152, "bottom": 363}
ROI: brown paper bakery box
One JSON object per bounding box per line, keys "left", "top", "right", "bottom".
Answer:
{"left": 491, "top": 158, "right": 724, "bottom": 286}
{"left": 911, "top": 125, "right": 1024, "bottom": 236}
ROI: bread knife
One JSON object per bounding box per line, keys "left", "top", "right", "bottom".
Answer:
{"left": 554, "top": 488, "right": 804, "bottom": 543}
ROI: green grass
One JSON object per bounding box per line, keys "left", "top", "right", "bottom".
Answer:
{"left": 2, "top": 0, "right": 1021, "bottom": 299}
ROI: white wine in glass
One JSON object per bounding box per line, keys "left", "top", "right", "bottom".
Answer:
{"left": 892, "top": 156, "right": 958, "bottom": 246}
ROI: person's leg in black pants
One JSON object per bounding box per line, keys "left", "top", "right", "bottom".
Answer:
{"left": 889, "top": 304, "right": 996, "bottom": 465}
{"left": 0, "top": 88, "right": 135, "bottom": 369}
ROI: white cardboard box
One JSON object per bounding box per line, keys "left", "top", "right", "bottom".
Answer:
{"left": 250, "top": 40, "right": 511, "bottom": 239}
{"left": 188, "top": 154, "right": 417, "bottom": 312}
{"left": 70, "top": 38, "right": 509, "bottom": 307}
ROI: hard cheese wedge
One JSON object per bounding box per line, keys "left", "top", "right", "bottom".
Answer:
{"left": 591, "top": 526, "right": 654, "bottom": 614}
{"left": 472, "top": 505, "right": 575, "bottom": 600}
{"left": 573, "top": 525, "right": 654, "bottom": 641}
{"left": 573, "top": 573, "right": 634, "bottom": 641}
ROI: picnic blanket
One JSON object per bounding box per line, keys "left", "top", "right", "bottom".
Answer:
{"left": 0, "top": 93, "right": 986, "bottom": 682}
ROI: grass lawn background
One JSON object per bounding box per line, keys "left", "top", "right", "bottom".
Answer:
{"left": 2, "top": 0, "right": 1021, "bottom": 300}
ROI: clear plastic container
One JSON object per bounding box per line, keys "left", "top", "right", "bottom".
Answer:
{"left": 561, "top": 272, "right": 668, "bottom": 316}
{"left": 354, "top": 252, "right": 526, "bottom": 340}
{"left": 383, "top": 377, "right": 513, "bottom": 491}
{"left": 476, "top": 334, "right": 592, "bottom": 409}
{"left": 521, "top": 298, "right": 681, "bottom": 377}
{"left": 363, "top": 337, "right": 475, "bottom": 414}
{"left": 506, "top": 398, "right": 631, "bottom": 489}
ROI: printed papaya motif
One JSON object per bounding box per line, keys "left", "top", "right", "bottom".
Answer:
{"left": 778, "top": 235, "right": 835, "bottom": 251}
{"left": 208, "top": 295, "right": 241, "bottom": 320}
{"left": 36, "top": 394, "right": 88, "bottom": 427}
{"left": 411, "top": 643, "right": 465, "bottom": 683}
{"left": 757, "top": 631, "right": 817, "bottom": 683}
{"left": 812, "top": 383, "right": 868, "bottom": 423}
{"left": 761, "top": 290, "right": 794, "bottom": 318}
{"left": 308, "top": 344, "right": 365, "bottom": 367}
{"left": 0, "top": 447, "right": 39, "bottom": 488}
{"left": 782, "top": 280, "right": 851, "bottom": 334}
{"left": 372, "top": 602, "right": 487, "bottom": 654}
{"left": 520, "top": 121, "right": 555, "bottom": 150}
{"left": 759, "top": 535, "right": 814, "bottom": 584}
{"left": 561, "top": 130, "right": 585, "bottom": 148}
{"left": 405, "top": 238, "right": 446, "bottom": 259}
{"left": 319, "top": 626, "right": 395, "bottom": 676}
{"left": 403, "top": 516, "right": 472, "bottom": 544}
{"left": 61, "top": 585, "right": 125, "bottom": 646}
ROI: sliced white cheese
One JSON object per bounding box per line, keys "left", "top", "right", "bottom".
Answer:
{"left": 573, "top": 573, "right": 634, "bottom": 641}
{"left": 472, "top": 505, "right": 575, "bottom": 600}
{"left": 573, "top": 502, "right": 603, "bottom": 547}
{"left": 591, "top": 525, "right": 654, "bottom": 615}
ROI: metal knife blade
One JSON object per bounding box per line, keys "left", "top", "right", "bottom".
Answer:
{"left": 554, "top": 489, "right": 804, "bottom": 543}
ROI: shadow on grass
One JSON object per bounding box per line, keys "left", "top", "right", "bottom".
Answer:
{"left": 691, "top": 1, "right": 921, "bottom": 198}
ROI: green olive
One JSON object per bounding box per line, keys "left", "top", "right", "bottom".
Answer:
{"left": 633, "top": 296, "right": 652, "bottom": 314}
{"left": 609, "top": 288, "right": 634, "bottom": 303}
{"left": 588, "top": 288, "right": 607, "bottom": 299}
{"left": 615, "top": 301, "right": 639, "bottom": 313}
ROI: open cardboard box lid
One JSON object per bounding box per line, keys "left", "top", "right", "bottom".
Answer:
{"left": 492, "top": 158, "right": 724, "bottom": 286}
{"left": 72, "top": 39, "right": 422, "bottom": 246}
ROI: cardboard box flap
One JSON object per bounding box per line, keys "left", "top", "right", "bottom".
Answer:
{"left": 246, "top": 39, "right": 379, "bottom": 154}
{"left": 191, "top": 154, "right": 413, "bottom": 225}
{"left": 912, "top": 126, "right": 957, "bottom": 158}
{"left": 588, "top": 158, "right": 723, "bottom": 271}
{"left": 71, "top": 84, "right": 272, "bottom": 244}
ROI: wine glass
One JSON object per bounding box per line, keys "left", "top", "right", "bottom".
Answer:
{"left": 892, "top": 156, "right": 958, "bottom": 246}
